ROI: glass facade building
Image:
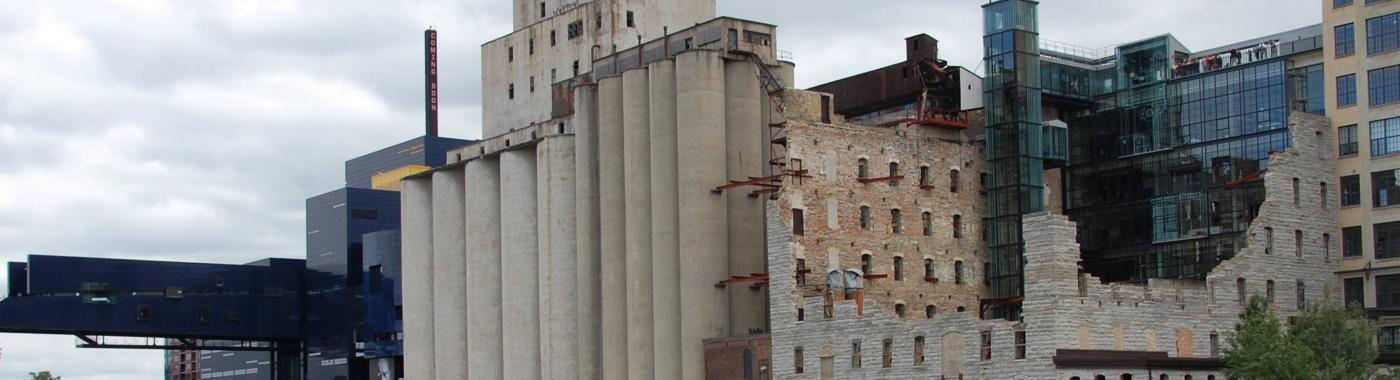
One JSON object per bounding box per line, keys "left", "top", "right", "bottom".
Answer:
{"left": 982, "top": 0, "right": 1060, "bottom": 318}
{"left": 984, "top": 0, "right": 1326, "bottom": 306}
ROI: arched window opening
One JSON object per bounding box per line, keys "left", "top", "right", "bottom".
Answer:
{"left": 922, "top": 211, "right": 933, "bottom": 236}
{"left": 895, "top": 303, "right": 907, "bottom": 318}
{"left": 1297, "top": 280, "right": 1306, "bottom": 310}
{"left": 953, "top": 214, "right": 964, "bottom": 239}
{"left": 893, "top": 257, "right": 905, "bottom": 281}
{"left": 1236, "top": 278, "right": 1247, "bottom": 306}
{"left": 914, "top": 336, "right": 926, "bottom": 365}
{"left": 861, "top": 254, "right": 873, "bottom": 274}
{"left": 919, "top": 166, "right": 931, "bottom": 189}
{"left": 1265, "top": 227, "right": 1274, "bottom": 254}
{"left": 1296, "top": 230, "right": 1304, "bottom": 257}
{"left": 1267, "top": 280, "right": 1276, "bottom": 304}
{"left": 889, "top": 162, "right": 900, "bottom": 186}
{"left": 955, "top": 261, "right": 965, "bottom": 285}
{"left": 857, "top": 158, "right": 869, "bottom": 179}
{"left": 924, "top": 259, "right": 935, "bottom": 280}
{"left": 891, "top": 209, "right": 903, "bottom": 234}
{"left": 950, "top": 170, "right": 961, "bottom": 193}
{"left": 926, "top": 304, "right": 936, "bottom": 318}
{"left": 1293, "top": 177, "right": 1301, "bottom": 205}
{"left": 860, "top": 206, "right": 871, "bottom": 230}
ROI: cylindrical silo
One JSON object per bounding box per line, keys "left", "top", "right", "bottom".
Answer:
{"left": 596, "top": 74, "right": 628, "bottom": 380}
{"left": 775, "top": 61, "right": 796, "bottom": 89}
{"left": 573, "top": 82, "right": 603, "bottom": 380}
{"left": 621, "top": 67, "right": 655, "bottom": 380}
{"left": 724, "top": 59, "right": 768, "bottom": 337}
{"left": 466, "top": 158, "right": 503, "bottom": 380}
{"left": 538, "top": 136, "right": 578, "bottom": 380}
{"left": 401, "top": 177, "right": 435, "bottom": 380}
{"left": 431, "top": 169, "right": 469, "bottom": 380}
{"left": 648, "top": 59, "right": 683, "bottom": 380}
{"left": 501, "top": 148, "right": 540, "bottom": 380}
{"left": 674, "top": 49, "right": 730, "bottom": 380}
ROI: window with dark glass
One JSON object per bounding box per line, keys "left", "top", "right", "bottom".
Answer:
{"left": 1381, "top": 273, "right": 1400, "bottom": 308}
{"left": 1382, "top": 327, "right": 1400, "bottom": 353}
{"left": 1343, "top": 175, "right": 1361, "bottom": 206}
{"left": 1338, "top": 0, "right": 1354, "bottom": 6}
{"left": 1340, "top": 125, "right": 1359, "bottom": 156}
{"left": 1294, "top": 64, "right": 1326, "bottom": 115}
{"left": 1344, "top": 226, "right": 1363, "bottom": 257}
{"left": 1375, "top": 169, "right": 1400, "bottom": 207}
{"left": 792, "top": 208, "right": 804, "bottom": 236}
{"left": 861, "top": 254, "right": 872, "bottom": 274}
{"left": 369, "top": 265, "right": 383, "bottom": 294}
{"left": 1370, "top": 0, "right": 1390, "bottom": 4}
{"left": 1338, "top": 23, "right": 1357, "bottom": 57}
{"left": 1377, "top": 221, "right": 1400, "bottom": 259}
{"left": 1368, "top": 12, "right": 1400, "bottom": 55}
{"left": 1374, "top": 118, "right": 1400, "bottom": 156}
{"left": 1345, "top": 277, "right": 1365, "bottom": 308}
{"left": 1370, "top": 65, "right": 1400, "bottom": 105}
{"left": 1339, "top": 74, "right": 1358, "bottom": 106}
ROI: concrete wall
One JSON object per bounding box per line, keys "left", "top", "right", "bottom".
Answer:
{"left": 621, "top": 67, "right": 655, "bottom": 379}
{"left": 725, "top": 60, "right": 768, "bottom": 336}
{"left": 648, "top": 59, "right": 684, "bottom": 380}
{"left": 500, "top": 148, "right": 541, "bottom": 380}
{"left": 400, "top": 178, "right": 434, "bottom": 380}
{"left": 413, "top": 48, "right": 781, "bottom": 380}
{"left": 539, "top": 136, "right": 579, "bottom": 380}
{"left": 429, "top": 169, "right": 469, "bottom": 380}
{"left": 465, "top": 158, "right": 504, "bottom": 380}
{"left": 674, "top": 49, "right": 732, "bottom": 380}
{"left": 484, "top": 0, "right": 717, "bottom": 136}
{"left": 596, "top": 75, "right": 629, "bottom": 380}
{"left": 574, "top": 83, "right": 604, "bottom": 380}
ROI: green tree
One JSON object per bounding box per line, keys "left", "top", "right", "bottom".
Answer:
{"left": 1223, "top": 295, "right": 1316, "bottom": 380}
{"left": 27, "top": 371, "right": 60, "bottom": 380}
{"left": 1291, "top": 297, "right": 1377, "bottom": 380}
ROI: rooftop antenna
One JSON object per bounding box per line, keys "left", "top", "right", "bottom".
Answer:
{"left": 425, "top": 27, "right": 439, "bottom": 137}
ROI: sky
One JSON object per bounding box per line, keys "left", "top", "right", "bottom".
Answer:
{"left": 0, "top": 0, "right": 1322, "bottom": 378}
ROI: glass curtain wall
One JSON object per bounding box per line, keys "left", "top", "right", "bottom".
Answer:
{"left": 983, "top": 0, "right": 1044, "bottom": 319}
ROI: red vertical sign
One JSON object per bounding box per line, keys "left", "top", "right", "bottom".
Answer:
{"left": 425, "top": 29, "right": 439, "bottom": 137}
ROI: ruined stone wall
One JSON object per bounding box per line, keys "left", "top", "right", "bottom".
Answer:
{"left": 768, "top": 113, "right": 1340, "bottom": 379}
{"left": 775, "top": 115, "right": 987, "bottom": 321}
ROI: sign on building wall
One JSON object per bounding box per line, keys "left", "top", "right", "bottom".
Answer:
{"left": 425, "top": 29, "right": 439, "bottom": 137}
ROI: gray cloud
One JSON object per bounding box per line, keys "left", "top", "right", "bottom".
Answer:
{"left": 0, "top": 0, "right": 1319, "bottom": 378}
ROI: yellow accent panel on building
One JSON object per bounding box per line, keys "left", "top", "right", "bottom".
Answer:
{"left": 372, "top": 165, "right": 432, "bottom": 191}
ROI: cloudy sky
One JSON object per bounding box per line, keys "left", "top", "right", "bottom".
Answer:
{"left": 0, "top": 0, "right": 1320, "bottom": 378}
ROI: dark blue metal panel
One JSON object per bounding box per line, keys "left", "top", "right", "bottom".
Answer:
{"left": 361, "top": 229, "right": 402, "bottom": 359}
{"left": 305, "top": 188, "right": 399, "bottom": 380}
{"left": 343, "top": 136, "right": 472, "bottom": 189}
{"left": 0, "top": 255, "right": 304, "bottom": 340}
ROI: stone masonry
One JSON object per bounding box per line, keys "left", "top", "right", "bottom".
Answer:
{"left": 769, "top": 103, "right": 1339, "bottom": 379}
